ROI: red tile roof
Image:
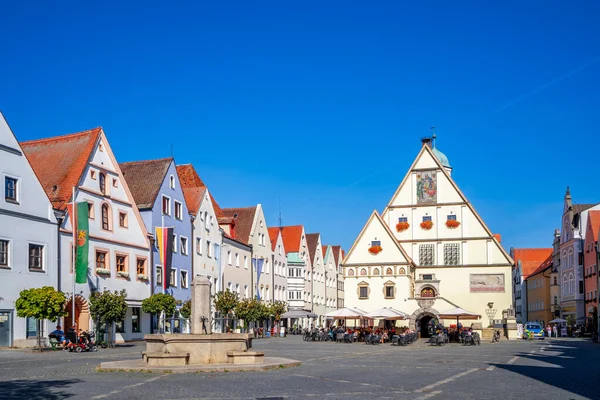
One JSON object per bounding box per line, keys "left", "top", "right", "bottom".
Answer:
{"left": 512, "top": 248, "right": 553, "bottom": 279}
{"left": 587, "top": 210, "right": 600, "bottom": 243}
{"left": 278, "top": 225, "right": 304, "bottom": 253}
{"left": 176, "top": 164, "right": 224, "bottom": 218}
{"left": 221, "top": 207, "right": 257, "bottom": 245}
{"left": 306, "top": 233, "right": 320, "bottom": 263}
{"left": 321, "top": 245, "right": 328, "bottom": 258}
{"left": 331, "top": 245, "right": 342, "bottom": 265}
{"left": 267, "top": 227, "right": 281, "bottom": 252}
{"left": 120, "top": 158, "right": 173, "bottom": 209}
{"left": 182, "top": 186, "right": 207, "bottom": 216}
{"left": 21, "top": 128, "right": 101, "bottom": 210}
{"left": 527, "top": 254, "right": 553, "bottom": 278}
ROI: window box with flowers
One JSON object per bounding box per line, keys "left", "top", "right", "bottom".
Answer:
{"left": 137, "top": 273, "right": 149, "bottom": 281}
{"left": 420, "top": 220, "right": 433, "bottom": 230}
{"left": 96, "top": 268, "right": 111, "bottom": 276}
{"left": 117, "top": 271, "right": 130, "bottom": 279}
{"left": 368, "top": 240, "right": 382, "bottom": 255}
{"left": 445, "top": 219, "right": 461, "bottom": 229}
{"left": 396, "top": 221, "right": 410, "bottom": 232}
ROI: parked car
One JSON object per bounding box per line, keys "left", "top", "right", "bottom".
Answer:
{"left": 523, "top": 322, "right": 544, "bottom": 340}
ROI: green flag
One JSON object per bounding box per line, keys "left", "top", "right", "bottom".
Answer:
{"left": 75, "top": 202, "right": 89, "bottom": 284}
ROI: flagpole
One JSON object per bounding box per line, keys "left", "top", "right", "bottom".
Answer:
{"left": 72, "top": 186, "right": 76, "bottom": 329}
{"left": 162, "top": 215, "right": 165, "bottom": 295}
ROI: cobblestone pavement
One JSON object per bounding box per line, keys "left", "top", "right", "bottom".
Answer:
{"left": 0, "top": 336, "right": 598, "bottom": 400}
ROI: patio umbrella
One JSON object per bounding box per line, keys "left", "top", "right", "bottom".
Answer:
{"left": 365, "top": 307, "right": 409, "bottom": 320}
{"left": 438, "top": 307, "right": 481, "bottom": 327}
{"left": 325, "top": 307, "right": 372, "bottom": 328}
{"left": 549, "top": 318, "right": 567, "bottom": 324}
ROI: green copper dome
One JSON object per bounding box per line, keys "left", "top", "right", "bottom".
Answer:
{"left": 431, "top": 134, "right": 451, "bottom": 168}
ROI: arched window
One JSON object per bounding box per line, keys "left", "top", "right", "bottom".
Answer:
{"left": 399, "top": 267, "right": 406, "bottom": 274}
{"left": 360, "top": 268, "right": 367, "bottom": 276}
{"left": 101, "top": 203, "right": 110, "bottom": 230}
{"left": 421, "top": 287, "right": 435, "bottom": 298}
{"left": 373, "top": 268, "right": 380, "bottom": 276}
{"left": 386, "top": 268, "right": 393, "bottom": 275}
{"left": 562, "top": 275, "right": 568, "bottom": 297}
{"left": 569, "top": 272, "right": 575, "bottom": 295}
{"left": 99, "top": 173, "right": 106, "bottom": 194}
{"left": 348, "top": 269, "right": 355, "bottom": 276}
{"left": 169, "top": 175, "right": 175, "bottom": 189}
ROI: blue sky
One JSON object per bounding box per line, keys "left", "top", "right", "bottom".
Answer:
{"left": 2, "top": 1, "right": 599, "bottom": 252}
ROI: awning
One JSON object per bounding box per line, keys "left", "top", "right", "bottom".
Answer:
{"left": 282, "top": 310, "right": 318, "bottom": 319}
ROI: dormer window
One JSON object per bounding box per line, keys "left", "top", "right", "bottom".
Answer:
{"left": 99, "top": 173, "right": 106, "bottom": 194}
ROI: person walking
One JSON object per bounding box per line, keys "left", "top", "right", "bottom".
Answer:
{"left": 547, "top": 325, "right": 552, "bottom": 337}
{"left": 553, "top": 325, "right": 558, "bottom": 338}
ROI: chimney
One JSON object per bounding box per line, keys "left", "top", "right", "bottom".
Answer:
{"left": 421, "top": 137, "right": 433, "bottom": 148}
{"left": 493, "top": 234, "right": 501, "bottom": 243}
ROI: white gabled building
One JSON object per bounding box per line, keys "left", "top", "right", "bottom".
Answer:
{"left": 344, "top": 136, "right": 514, "bottom": 337}
{"left": 22, "top": 127, "right": 152, "bottom": 342}
{"left": 0, "top": 112, "right": 59, "bottom": 347}
{"left": 268, "top": 227, "right": 288, "bottom": 303}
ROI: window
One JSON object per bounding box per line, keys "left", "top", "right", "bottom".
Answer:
{"left": 235, "top": 253, "right": 240, "bottom": 267}
{"left": 579, "top": 280, "right": 584, "bottom": 295}
{"left": 244, "top": 285, "right": 249, "bottom": 298}
{"left": 398, "top": 217, "right": 408, "bottom": 223}
{"left": 172, "top": 234, "right": 177, "bottom": 253}
{"left": 180, "top": 270, "right": 188, "bottom": 288}
{"left": 175, "top": 201, "right": 183, "bottom": 220}
{"left": 136, "top": 258, "right": 146, "bottom": 275}
{"left": 180, "top": 237, "right": 188, "bottom": 255}
{"left": 423, "top": 216, "right": 432, "bottom": 222}
{"left": 359, "top": 286, "right": 369, "bottom": 299}
{"left": 119, "top": 212, "right": 128, "bottom": 228}
{"left": 553, "top": 276, "right": 557, "bottom": 285}
{"left": 156, "top": 266, "right": 163, "bottom": 285}
{"left": 288, "top": 291, "right": 294, "bottom": 300}
{"left": 131, "top": 307, "right": 141, "bottom": 333}
{"left": 0, "top": 240, "right": 8, "bottom": 267}
{"left": 169, "top": 175, "right": 175, "bottom": 189}
{"left": 162, "top": 196, "right": 170, "bottom": 215}
{"left": 170, "top": 269, "right": 177, "bottom": 287}
{"left": 447, "top": 215, "right": 457, "bottom": 221}
{"left": 5, "top": 177, "right": 18, "bottom": 202}
{"left": 207, "top": 241, "right": 212, "bottom": 257}
{"left": 112, "top": 178, "right": 118, "bottom": 188}
{"left": 227, "top": 251, "right": 232, "bottom": 265}
{"left": 116, "top": 254, "right": 127, "bottom": 273}
{"left": 88, "top": 202, "right": 94, "bottom": 219}
{"left": 115, "top": 318, "right": 124, "bottom": 333}
{"left": 96, "top": 251, "right": 107, "bottom": 270}
{"left": 444, "top": 243, "right": 460, "bottom": 265}
{"left": 196, "top": 238, "right": 202, "bottom": 255}
{"left": 90, "top": 170, "right": 97, "bottom": 180}
{"left": 371, "top": 240, "right": 381, "bottom": 247}
{"left": 288, "top": 268, "right": 293, "bottom": 277}
{"left": 28, "top": 244, "right": 43, "bottom": 271}
{"left": 99, "top": 173, "right": 106, "bottom": 194}
{"left": 419, "top": 244, "right": 435, "bottom": 266}
{"left": 26, "top": 317, "right": 37, "bottom": 338}
{"left": 422, "top": 274, "right": 433, "bottom": 280}
{"left": 244, "top": 256, "right": 248, "bottom": 269}
{"left": 554, "top": 296, "right": 558, "bottom": 305}
{"left": 385, "top": 285, "right": 395, "bottom": 299}
{"left": 101, "top": 204, "right": 110, "bottom": 230}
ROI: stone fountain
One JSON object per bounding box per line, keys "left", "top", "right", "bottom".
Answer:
{"left": 100, "top": 276, "right": 300, "bottom": 372}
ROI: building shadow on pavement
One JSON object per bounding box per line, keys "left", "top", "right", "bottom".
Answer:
{"left": 0, "top": 379, "right": 81, "bottom": 399}
{"left": 492, "top": 340, "right": 599, "bottom": 399}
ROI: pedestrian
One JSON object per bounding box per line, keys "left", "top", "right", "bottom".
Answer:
{"left": 553, "top": 325, "right": 558, "bottom": 338}
{"left": 547, "top": 325, "right": 552, "bottom": 337}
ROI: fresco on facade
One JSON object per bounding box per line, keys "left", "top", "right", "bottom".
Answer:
{"left": 470, "top": 274, "right": 505, "bottom": 292}
{"left": 416, "top": 171, "right": 437, "bottom": 204}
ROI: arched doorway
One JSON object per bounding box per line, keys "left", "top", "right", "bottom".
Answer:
{"left": 64, "top": 295, "right": 90, "bottom": 332}
{"left": 417, "top": 315, "right": 434, "bottom": 338}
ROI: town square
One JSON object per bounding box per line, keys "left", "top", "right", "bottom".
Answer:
{"left": 1, "top": 2, "right": 600, "bottom": 399}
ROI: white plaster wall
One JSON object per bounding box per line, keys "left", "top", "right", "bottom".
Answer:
{"left": 192, "top": 189, "right": 221, "bottom": 280}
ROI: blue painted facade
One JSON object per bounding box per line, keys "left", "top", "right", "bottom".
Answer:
{"left": 138, "top": 160, "right": 193, "bottom": 307}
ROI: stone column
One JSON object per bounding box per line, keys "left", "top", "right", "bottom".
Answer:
{"left": 191, "top": 276, "right": 212, "bottom": 335}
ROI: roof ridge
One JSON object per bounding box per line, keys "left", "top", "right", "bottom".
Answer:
{"left": 120, "top": 157, "right": 173, "bottom": 166}
{"left": 21, "top": 127, "right": 102, "bottom": 145}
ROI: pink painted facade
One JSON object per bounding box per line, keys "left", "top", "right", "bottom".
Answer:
{"left": 583, "top": 210, "right": 600, "bottom": 322}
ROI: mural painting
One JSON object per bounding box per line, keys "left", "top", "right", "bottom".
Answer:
{"left": 470, "top": 274, "right": 505, "bottom": 292}
{"left": 416, "top": 171, "right": 437, "bottom": 204}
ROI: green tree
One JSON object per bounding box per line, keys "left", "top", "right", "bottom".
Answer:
{"left": 89, "top": 289, "right": 128, "bottom": 347}
{"left": 269, "top": 301, "right": 288, "bottom": 323}
{"left": 15, "top": 286, "right": 67, "bottom": 351}
{"left": 213, "top": 290, "right": 239, "bottom": 333}
{"left": 234, "top": 298, "right": 270, "bottom": 333}
{"left": 142, "top": 293, "right": 177, "bottom": 333}
{"left": 180, "top": 299, "right": 191, "bottom": 319}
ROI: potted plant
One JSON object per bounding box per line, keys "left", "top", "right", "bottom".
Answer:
{"left": 420, "top": 220, "right": 433, "bottom": 230}
{"left": 368, "top": 245, "right": 382, "bottom": 255}
{"left": 117, "top": 271, "right": 130, "bottom": 279}
{"left": 446, "top": 219, "right": 460, "bottom": 229}
{"left": 396, "top": 221, "right": 410, "bottom": 232}
{"left": 137, "top": 273, "right": 149, "bottom": 281}
{"left": 96, "top": 268, "right": 111, "bottom": 276}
